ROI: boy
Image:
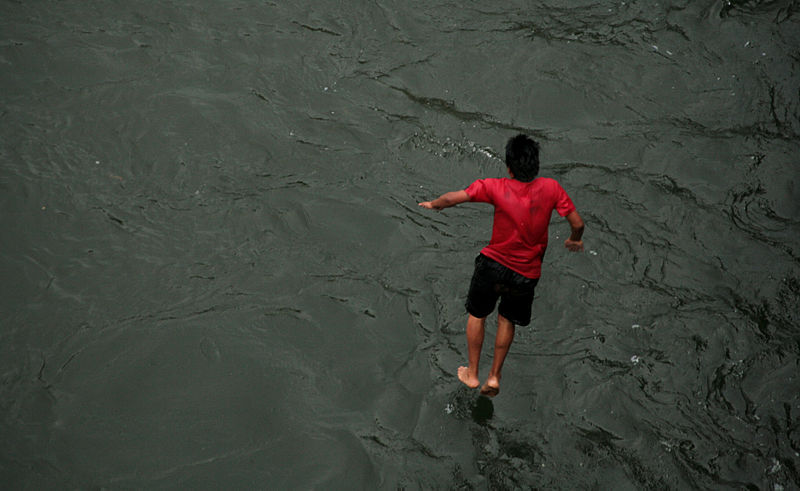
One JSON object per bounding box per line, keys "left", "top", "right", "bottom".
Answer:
{"left": 418, "top": 134, "right": 584, "bottom": 397}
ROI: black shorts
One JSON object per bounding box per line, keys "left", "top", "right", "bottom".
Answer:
{"left": 465, "top": 254, "right": 539, "bottom": 326}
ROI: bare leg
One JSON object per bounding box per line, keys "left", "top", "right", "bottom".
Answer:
{"left": 481, "top": 314, "right": 515, "bottom": 397}
{"left": 457, "top": 314, "right": 485, "bottom": 388}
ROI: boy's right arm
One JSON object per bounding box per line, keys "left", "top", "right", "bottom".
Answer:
{"left": 419, "top": 190, "right": 470, "bottom": 210}
{"left": 564, "top": 210, "right": 584, "bottom": 252}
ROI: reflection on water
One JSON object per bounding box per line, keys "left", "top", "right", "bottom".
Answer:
{"left": 1, "top": 0, "right": 799, "bottom": 488}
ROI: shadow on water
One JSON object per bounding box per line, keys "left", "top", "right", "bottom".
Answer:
{"left": 448, "top": 387, "right": 494, "bottom": 425}
{"left": 472, "top": 395, "right": 494, "bottom": 424}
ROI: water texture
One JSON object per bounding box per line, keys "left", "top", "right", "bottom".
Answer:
{"left": 1, "top": 0, "right": 799, "bottom": 488}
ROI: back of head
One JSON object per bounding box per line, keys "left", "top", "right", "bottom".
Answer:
{"left": 505, "top": 134, "right": 540, "bottom": 182}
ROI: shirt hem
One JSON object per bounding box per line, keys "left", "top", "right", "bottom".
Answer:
{"left": 480, "top": 249, "right": 541, "bottom": 280}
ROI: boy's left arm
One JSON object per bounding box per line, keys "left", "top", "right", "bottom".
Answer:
{"left": 564, "top": 210, "right": 585, "bottom": 252}
{"left": 419, "top": 190, "right": 470, "bottom": 210}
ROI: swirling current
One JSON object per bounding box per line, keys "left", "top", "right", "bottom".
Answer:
{"left": 1, "top": 1, "right": 799, "bottom": 489}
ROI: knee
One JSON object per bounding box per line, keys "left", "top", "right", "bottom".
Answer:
{"left": 497, "top": 314, "right": 515, "bottom": 328}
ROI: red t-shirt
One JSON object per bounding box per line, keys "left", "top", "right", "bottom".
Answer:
{"left": 465, "top": 177, "right": 576, "bottom": 278}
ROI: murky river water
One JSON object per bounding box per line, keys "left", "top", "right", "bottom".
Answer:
{"left": 2, "top": 0, "right": 799, "bottom": 488}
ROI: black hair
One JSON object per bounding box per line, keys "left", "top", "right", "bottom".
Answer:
{"left": 505, "top": 134, "right": 540, "bottom": 182}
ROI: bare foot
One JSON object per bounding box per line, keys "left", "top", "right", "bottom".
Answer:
{"left": 457, "top": 366, "right": 480, "bottom": 389}
{"left": 480, "top": 376, "right": 500, "bottom": 397}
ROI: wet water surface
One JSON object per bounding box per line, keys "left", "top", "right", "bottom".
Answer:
{"left": 2, "top": 0, "right": 799, "bottom": 488}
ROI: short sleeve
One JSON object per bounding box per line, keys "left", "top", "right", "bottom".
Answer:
{"left": 464, "top": 179, "right": 491, "bottom": 203}
{"left": 554, "top": 181, "right": 576, "bottom": 216}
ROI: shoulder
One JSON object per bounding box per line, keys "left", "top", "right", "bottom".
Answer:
{"left": 475, "top": 177, "right": 506, "bottom": 184}
{"left": 465, "top": 177, "right": 507, "bottom": 201}
{"left": 466, "top": 177, "right": 506, "bottom": 190}
{"left": 535, "top": 177, "right": 560, "bottom": 186}
{"left": 535, "top": 177, "right": 567, "bottom": 192}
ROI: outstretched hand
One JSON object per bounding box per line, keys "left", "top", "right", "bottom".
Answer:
{"left": 417, "top": 190, "right": 470, "bottom": 211}
{"left": 564, "top": 239, "right": 584, "bottom": 252}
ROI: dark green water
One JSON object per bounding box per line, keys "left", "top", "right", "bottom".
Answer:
{"left": 2, "top": 1, "right": 799, "bottom": 488}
